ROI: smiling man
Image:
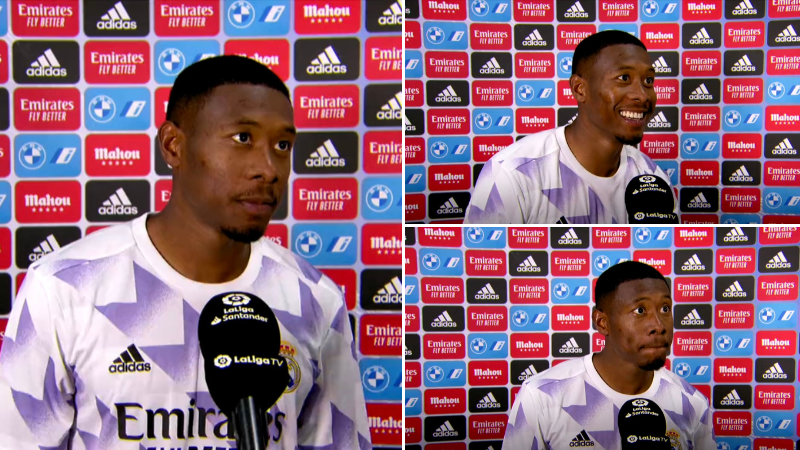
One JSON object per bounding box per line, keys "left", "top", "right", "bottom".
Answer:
{"left": 503, "top": 261, "right": 715, "bottom": 449}
{"left": 464, "top": 30, "right": 675, "bottom": 224}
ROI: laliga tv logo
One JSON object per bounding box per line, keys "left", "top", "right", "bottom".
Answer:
{"left": 222, "top": 293, "right": 251, "bottom": 306}
{"left": 227, "top": 1, "right": 286, "bottom": 29}
{"left": 214, "top": 354, "right": 232, "bottom": 368}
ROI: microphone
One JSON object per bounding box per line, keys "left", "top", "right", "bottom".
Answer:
{"left": 624, "top": 174, "right": 679, "bottom": 224}
{"left": 198, "top": 292, "right": 291, "bottom": 450}
{"left": 618, "top": 398, "right": 671, "bottom": 449}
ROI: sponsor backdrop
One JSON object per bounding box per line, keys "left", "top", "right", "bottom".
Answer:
{"left": 405, "top": 225, "right": 800, "bottom": 449}
{"left": 0, "top": 0, "right": 402, "bottom": 446}
{"left": 404, "top": 0, "right": 800, "bottom": 224}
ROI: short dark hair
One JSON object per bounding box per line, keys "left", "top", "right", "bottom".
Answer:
{"left": 572, "top": 30, "right": 648, "bottom": 78}
{"left": 166, "top": 55, "right": 291, "bottom": 130}
{"left": 595, "top": 260, "right": 669, "bottom": 312}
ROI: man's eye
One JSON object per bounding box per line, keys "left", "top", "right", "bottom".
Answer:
{"left": 275, "top": 140, "right": 292, "bottom": 152}
{"left": 634, "top": 307, "right": 645, "bottom": 314}
{"left": 618, "top": 74, "right": 629, "bottom": 81}
{"left": 661, "top": 305, "right": 670, "bottom": 313}
{"left": 646, "top": 77, "right": 655, "bottom": 84}
{"left": 232, "top": 132, "right": 251, "bottom": 144}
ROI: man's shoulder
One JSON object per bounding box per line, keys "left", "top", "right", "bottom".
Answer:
{"left": 489, "top": 127, "right": 562, "bottom": 169}
{"left": 256, "top": 238, "right": 344, "bottom": 303}
{"left": 29, "top": 222, "right": 136, "bottom": 276}
{"left": 657, "top": 366, "right": 709, "bottom": 406}
{"left": 521, "top": 356, "right": 589, "bottom": 394}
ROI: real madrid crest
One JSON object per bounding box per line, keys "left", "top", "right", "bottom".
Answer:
{"left": 666, "top": 429, "right": 681, "bottom": 450}
{"left": 280, "top": 341, "right": 301, "bottom": 393}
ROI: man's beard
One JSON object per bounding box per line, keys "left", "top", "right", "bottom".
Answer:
{"left": 616, "top": 133, "right": 644, "bottom": 146}
{"left": 221, "top": 225, "right": 267, "bottom": 243}
{"left": 640, "top": 357, "right": 666, "bottom": 371}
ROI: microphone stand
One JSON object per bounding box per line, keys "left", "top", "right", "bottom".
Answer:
{"left": 233, "top": 397, "right": 267, "bottom": 450}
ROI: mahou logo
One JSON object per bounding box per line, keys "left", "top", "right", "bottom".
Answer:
{"left": 85, "top": 134, "right": 150, "bottom": 176}
{"left": 418, "top": 226, "right": 462, "bottom": 246}
{"left": 224, "top": 39, "right": 290, "bottom": 81}
{"left": 83, "top": 40, "right": 150, "bottom": 84}
{"left": 510, "top": 333, "right": 548, "bottom": 358}
{"left": 516, "top": 108, "right": 555, "bottom": 134}
{"left": 154, "top": 0, "right": 219, "bottom": 36}
{"left": 15, "top": 181, "right": 81, "bottom": 223}
{"left": 294, "top": 84, "right": 358, "bottom": 129}
{"left": 14, "top": 88, "right": 80, "bottom": 131}
{"left": 425, "top": 388, "right": 465, "bottom": 415}
{"left": 367, "top": 403, "right": 402, "bottom": 446}
{"left": 12, "top": 0, "right": 79, "bottom": 37}
{"left": 551, "top": 306, "right": 589, "bottom": 331}
{"left": 422, "top": 0, "right": 467, "bottom": 20}
{"left": 469, "top": 360, "right": 508, "bottom": 387}
{"left": 683, "top": 0, "right": 722, "bottom": 21}
{"left": 675, "top": 227, "right": 714, "bottom": 246}
{"left": 714, "top": 357, "right": 752, "bottom": 383}
{"left": 758, "top": 274, "right": 799, "bottom": 301}
{"left": 633, "top": 250, "right": 672, "bottom": 275}
{"left": 681, "top": 160, "right": 720, "bottom": 186}
{"left": 766, "top": 105, "right": 800, "bottom": 132}
{"left": 361, "top": 223, "right": 401, "bottom": 266}
{"left": 642, "top": 23, "right": 679, "bottom": 49}
{"left": 428, "top": 164, "right": 471, "bottom": 191}
{"left": 757, "top": 330, "right": 796, "bottom": 356}
{"left": 292, "top": 177, "right": 357, "bottom": 220}
{"left": 295, "top": 0, "right": 361, "bottom": 35}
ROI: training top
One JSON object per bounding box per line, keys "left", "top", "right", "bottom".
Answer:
{"left": 0, "top": 214, "right": 372, "bottom": 450}
{"left": 503, "top": 354, "right": 715, "bottom": 450}
{"left": 463, "top": 126, "right": 675, "bottom": 224}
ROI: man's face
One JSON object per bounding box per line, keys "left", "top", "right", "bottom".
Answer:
{"left": 604, "top": 278, "right": 673, "bottom": 371}
{"left": 578, "top": 44, "right": 657, "bottom": 146}
{"left": 176, "top": 84, "right": 295, "bottom": 242}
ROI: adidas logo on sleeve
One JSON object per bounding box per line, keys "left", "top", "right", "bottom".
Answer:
{"left": 109, "top": 344, "right": 151, "bottom": 373}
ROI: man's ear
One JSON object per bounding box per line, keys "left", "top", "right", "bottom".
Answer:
{"left": 570, "top": 73, "right": 588, "bottom": 104}
{"left": 593, "top": 306, "right": 609, "bottom": 336}
{"left": 158, "top": 120, "right": 184, "bottom": 171}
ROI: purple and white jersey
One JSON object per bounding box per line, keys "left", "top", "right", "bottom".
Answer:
{"left": 504, "top": 354, "right": 715, "bottom": 450}
{"left": 464, "top": 126, "right": 674, "bottom": 224}
{"left": 0, "top": 214, "right": 372, "bottom": 450}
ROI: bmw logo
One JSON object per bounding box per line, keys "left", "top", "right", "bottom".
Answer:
{"left": 18, "top": 142, "right": 47, "bottom": 170}
{"left": 295, "top": 231, "right": 323, "bottom": 257}
{"left": 228, "top": 0, "right": 255, "bottom": 28}
{"left": 365, "top": 184, "right": 393, "bottom": 212}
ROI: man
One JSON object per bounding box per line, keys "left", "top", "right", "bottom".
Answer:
{"left": 464, "top": 30, "right": 675, "bottom": 224}
{"left": 503, "top": 261, "right": 715, "bottom": 449}
{"left": 0, "top": 56, "right": 372, "bottom": 449}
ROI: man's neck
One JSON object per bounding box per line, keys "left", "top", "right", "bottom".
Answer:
{"left": 592, "top": 351, "right": 655, "bottom": 396}
{"left": 564, "top": 119, "right": 624, "bottom": 177}
{"left": 146, "top": 203, "right": 251, "bottom": 284}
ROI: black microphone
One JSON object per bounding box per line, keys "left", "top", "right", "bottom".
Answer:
{"left": 198, "top": 292, "right": 291, "bottom": 450}
{"left": 618, "top": 398, "right": 671, "bottom": 449}
{"left": 624, "top": 174, "right": 679, "bottom": 224}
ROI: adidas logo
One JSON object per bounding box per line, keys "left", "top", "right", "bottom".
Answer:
{"left": 374, "top": 276, "right": 402, "bottom": 304}
{"left": 480, "top": 57, "right": 504, "bottom": 75}
{"left": 404, "top": 114, "right": 416, "bottom": 132}
{"left": 517, "top": 255, "right": 541, "bottom": 273}
{"left": 559, "top": 337, "right": 583, "bottom": 354}
{"left": 764, "top": 362, "right": 788, "bottom": 379}
{"left": 109, "top": 344, "right": 151, "bottom": 374}
{"left": 724, "top": 280, "right": 747, "bottom": 298}
{"left": 720, "top": 389, "right": 745, "bottom": 406}
{"left": 307, "top": 46, "right": 347, "bottom": 75}
{"left": 570, "top": 430, "right": 595, "bottom": 447}
{"left": 99, "top": 188, "right": 137, "bottom": 215}
{"left": 729, "top": 166, "right": 754, "bottom": 183}
{"left": 437, "top": 197, "right": 463, "bottom": 215}
{"left": 306, "top": 139, "right": 345, "bottom": 168}
{"left": 766, "top": 251, "right": 792, "bottom": 269}
{"left": 432, "top": 420, "right": 459, "bottom": 438}
{"left": 772, "top": 137, "right": 797, "bottom": 156}
{"left": 558, "top": 228, "right": 582, "bottom": 245}
{"left": 689, "top": 83, "right": 713, "bottom": 100}
{"left": 522, "top": 29, "right": 547, "bottom": 47}
{"left": 732, "top": 54, "right": 757, "bottom": 72}
{"left": 564, "top": 1, "right": 589, "bottom": 18}
{"left": 687, "top": 192, "right": 712, "bottom": 209}
{"left": 732, "top": 0, "right": 758, "bottom": 15}
{"left": 432, "top": 311, "right": 457, "bottom": 328}
{"left": 681, "top": 308, "right": 705, "bottom": 326}
{"left": 476, "top": 392, "right": 501, "bottom": 409}
{"left": 689, "top": 27, "right": 714, "bottom": 45}
{"left": 648, "top": 111, "right": 672, "bottom": 128}
{"left": 652, "top": 55, "right": 672, "bottom": 74}
{"left": 27, "top": 48, "right": 66, "bottom": 77}
{"left": 435, "top": 85, "right": 462, "bottom": 103}
{"left": 681, "top": 254, "right": 706, "bottom": 271}
{"left": 518, "top": 364, "right": 538, "bottom": 382}
{"left": 28, "top": 234, "right": 61, "bottom": 262}
{"left": 378, "top": 92, "right": 403, "bottom": 120}
{"left": 97, "top": 1, "right": 137, "bottom": 31}
{"left": 475, "top": 283, "right": 499, "bottom": 300}
{"left": 776, "top": 24, "right": 800, "bottom": 43}
{"left": 379, "top": 0, "right": 403, "bottom": 25}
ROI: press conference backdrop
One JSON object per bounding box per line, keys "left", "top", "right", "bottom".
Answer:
{"left": 405, "top": 226, "right": 800, "bottom": 449}
{"left": 0, "top": 0, "right": 403, "bottom": 446}
{"left": 404, "top": 0, "right": 800, "bottom": 224}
